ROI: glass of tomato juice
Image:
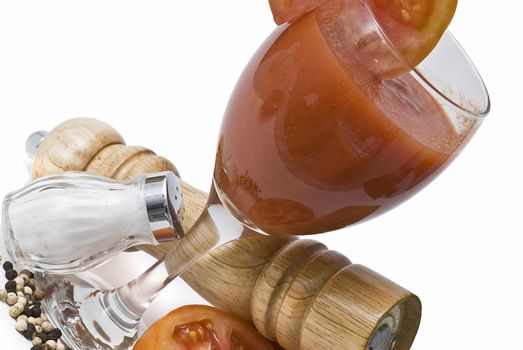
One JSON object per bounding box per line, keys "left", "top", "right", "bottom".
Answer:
{"left": 214, "top": 0, "right": 490, "bottom": 235}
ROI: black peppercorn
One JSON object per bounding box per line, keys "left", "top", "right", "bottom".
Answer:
{"left": 27, "top": 323, "right": 36, "bottom": 334}
{"left": 5, "top": 280, "right": 16, "bottom": 293}
{"left": 52, "top": 328, "right": 62, "bottom": 339}
{"left": 47, "top": 328, "right": 62, "bottom": 341}
{"left": 3, "top": 260, "right": 13, "bottom": 271}
{"left": 23, "top": 329, "right": 34, "bottom": 340}
{"left": 36, "top": 332, "right": 47, "bottom": 342}
{"left": 24, "top": 307, "right": 33, "bottom": 317}
{"left": 20, "top": 269, "right": 34, "bottom": 279}
{"left": 27, "top": 279, "right": 37, "bottom": 290}
{"left": 31, "top": 345, "right": 43, "bottom": 350}
{"left": 31, "top": 305, "right": 42, "bottom": 317}
{"left": 33, "top": 301, "right": 41, "bottom": 308}
{"left": 5, "top": 269, "right": 18, "bottom": 280}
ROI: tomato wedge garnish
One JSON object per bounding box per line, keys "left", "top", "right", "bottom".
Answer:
{"left": 133, "top": 305, "right": 275, "bottom": 350}
{"left": 269, "top": 0, "right": 457, "bottom": 70}
{"left": 368, "top": 0, "right": 458, "bottom": 67}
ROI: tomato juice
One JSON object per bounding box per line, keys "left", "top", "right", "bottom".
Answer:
{"left": 214, "top": 0, "right": 474, "bottom": 235}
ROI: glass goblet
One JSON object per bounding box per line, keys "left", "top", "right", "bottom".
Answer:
{"left": 33, "top": 0, "right": 489, "bottom": 349}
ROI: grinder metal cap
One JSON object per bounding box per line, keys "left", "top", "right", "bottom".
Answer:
{"left": 144, "top": 171, "right": 185, "bottom": 243}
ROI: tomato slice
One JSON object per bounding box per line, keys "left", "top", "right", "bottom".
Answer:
{"left": 269, "top": 0, "right": 329, "bottom": 24}
{"left": 366, "top": 0, "right": 457, "bottom": 67}
{"left": 269, "top": 0, "right": 456, "bottom": 70}
{"left": 133, "top": 305, "right": 275, "bottom": 350}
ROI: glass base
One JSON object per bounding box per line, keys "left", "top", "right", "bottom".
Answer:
{"left": 36, "top": 272, "right": 147, "bottom": 350}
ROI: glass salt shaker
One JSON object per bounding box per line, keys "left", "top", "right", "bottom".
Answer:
{"left": 1, "top": 171, "right": 184, "bottom": 273}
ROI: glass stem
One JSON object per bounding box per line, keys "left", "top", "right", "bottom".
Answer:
{"left": 105, "top": 200, "right": 245, "bottom": 323}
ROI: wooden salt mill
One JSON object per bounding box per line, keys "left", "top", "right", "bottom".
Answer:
{"left": 28, "top": 117, "right": 422, "bottom": 350}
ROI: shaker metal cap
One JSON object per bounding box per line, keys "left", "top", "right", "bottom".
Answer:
{"left": 144, "top": 171, "right": 185, "bottom": 243}
{"left": 25, "top": 130, "right": 48, "bottom": 159}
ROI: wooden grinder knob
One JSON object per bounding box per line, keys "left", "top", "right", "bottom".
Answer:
{"left": 29, "top": 117, "right": 422, "bottom": 350}
{"left": 30, "top": 117, "right": 176, "bottom": 180}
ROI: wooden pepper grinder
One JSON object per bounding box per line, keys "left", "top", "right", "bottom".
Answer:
{"left": 27, "top": 117, "right": 421, "bottom": 350}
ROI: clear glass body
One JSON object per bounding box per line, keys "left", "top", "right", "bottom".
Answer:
{"left": 214, "top": 0, "right": 490, "bottom": 236}
{"left": 2, "top": 172, "right": 155, "bottom": 273}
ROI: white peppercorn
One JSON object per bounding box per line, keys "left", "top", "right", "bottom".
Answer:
{"left": 14, "top": 302, "right": 25, "bottom": 311}
{"left": 17, "top": 291, "right": 25, "bottom": 298}
{"left": 41, "top": 321, "right": 53, "bottom": 333}
{"left": 6, "top": 292, "right": 18, "bottom": 305}
{"left": 17, "top": 315, "right": 28, "bottom": 323}
{"left": 56, "top": 343, "right": 65, "bottom": 350}
{"left": 32, "top": 337, "right": 43, "bottom": 346}
{"left": 9, "top": 304, "right": 23, "bottom": 318}
{"left": 28, "top": 316, "right": 36, "bottom": 324}
{"left": 15, "top": 319, "right": 28, "bottom": 332}
{"left": 0, "top": 288, "right": 7, "bottom": 302}
{"left": 24, "top": 286, "right": 33, "bottom": 295}
{"left": 18, "top": 296, "right": 27, "bottom": 306}
{"left": 46, "top": 340, "right": 57, "bottom": 350}
{"left": 40, "top": 314, "right": 48, "bottom": 322}
{"left": 14, "top": 276, "right": 25, "bottom": 286}
{"left": 16, "top": 284, "right": 23, "bottom": 292}
{"left": 35, "top": 325, "right": 42, "bottom": 332}
{"left": 35, "top": 317, "right": 43, "bottom": 325}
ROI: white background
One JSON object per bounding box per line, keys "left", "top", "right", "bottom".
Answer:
{"left": 0, "top": 1, "right": 521, "bottom": 349}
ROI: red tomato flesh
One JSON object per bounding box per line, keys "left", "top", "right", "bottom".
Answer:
{"left": 133, "top": 305, "right": 275, "bottom": 350}
{"left": 268, "top": 0, "right": 457, "bottom": 69}
{"left": 368, "top": 0, "right": 458, "bottom": 67}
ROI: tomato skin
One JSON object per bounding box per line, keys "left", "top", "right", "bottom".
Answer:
{"left": 133, "top": 305, "right": 275, "bottom": 350}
